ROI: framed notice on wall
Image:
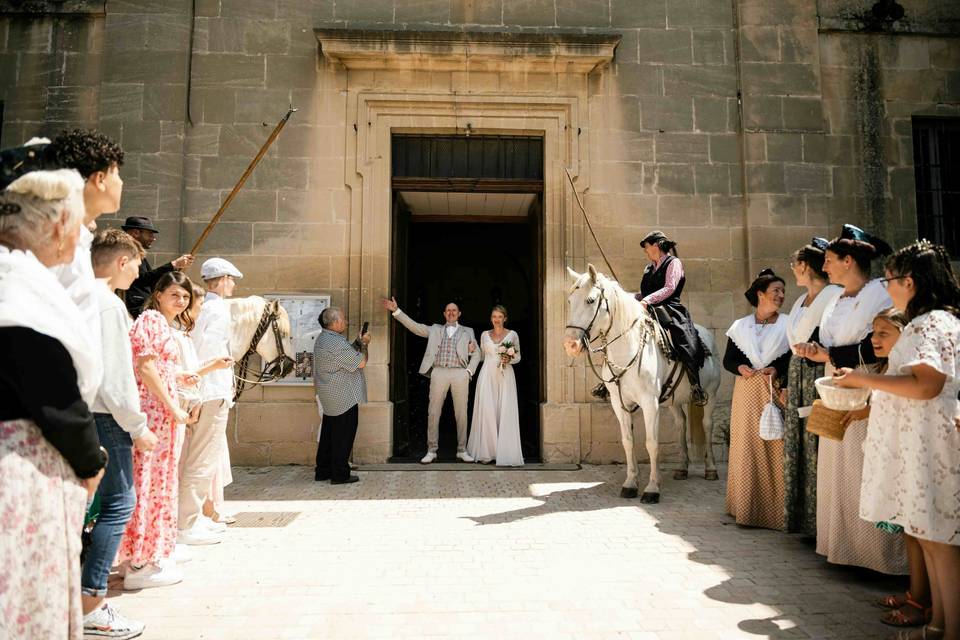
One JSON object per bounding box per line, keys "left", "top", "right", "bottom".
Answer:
{"left": 264, "top": 294, "right": 330, "bottom": 385}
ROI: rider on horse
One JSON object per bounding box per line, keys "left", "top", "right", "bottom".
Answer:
{"left": 636, "top": 231, "right": 709, "bottom": 406}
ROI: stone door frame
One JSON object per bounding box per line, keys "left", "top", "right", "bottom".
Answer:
{"left": 345, "top": 92, "right": 590, "bottom": 461}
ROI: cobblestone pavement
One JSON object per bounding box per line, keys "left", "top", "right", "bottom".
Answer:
{"left": 109, "top": 465, "right": 902, "bottom": 639}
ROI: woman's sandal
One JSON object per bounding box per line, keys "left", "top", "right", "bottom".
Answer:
{"left": 880, "top": 597, "right": 930, "bottom": 627}
{"left": 877, "top": 592, "right": 912, "bottom": 609}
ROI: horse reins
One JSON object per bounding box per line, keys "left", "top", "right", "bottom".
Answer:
{"left": 233, "top": 300, "right": 290, "bottom": 402}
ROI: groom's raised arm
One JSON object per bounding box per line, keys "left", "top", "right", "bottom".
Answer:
{"left": 382, "top": 297, "right": 431, "bottom": 338}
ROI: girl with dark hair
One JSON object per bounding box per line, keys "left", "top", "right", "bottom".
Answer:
{"left": 794, "top": 224, "right": 907, "bottom": 575}
{"left": 636, "top": 230, "right": 708, "bottom": 406}
{"left": 723, "top": 269, "right": 791, "bottom": 530}
{"left": 119, "top": 271, "right": 192, "bottom": 590}
{"left": 782, "top": 239, "right": 843, "bottom": 535}
{"left": 836, "top": 241, "right": 960, "bottom": 639}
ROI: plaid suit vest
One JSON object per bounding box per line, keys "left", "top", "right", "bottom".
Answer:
{"left": 433, "top": 325, "right": 463, "bottom": 368}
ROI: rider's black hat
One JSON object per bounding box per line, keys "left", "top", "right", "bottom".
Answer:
{"left": 639, "top": 230, "right": 669, "bottom": 247}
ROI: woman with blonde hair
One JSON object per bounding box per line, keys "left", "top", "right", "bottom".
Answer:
{"left": 0, "top": 168, "right": 108, "bottom": 639}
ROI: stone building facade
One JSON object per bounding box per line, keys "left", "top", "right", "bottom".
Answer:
{"left": 1, "top": 0, "right": 958, "bottom": 466}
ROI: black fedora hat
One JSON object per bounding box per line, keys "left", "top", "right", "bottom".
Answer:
{"left": 121, "top": 216, "right": 159, "bottom": 233}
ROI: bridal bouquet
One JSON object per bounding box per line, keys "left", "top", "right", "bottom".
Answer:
{"left": 497, "top": 341, "right": 517, "bottom": 371}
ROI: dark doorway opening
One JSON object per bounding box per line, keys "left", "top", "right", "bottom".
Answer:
{"left": 388, "top": 134, "right": 544, "bottom": 463}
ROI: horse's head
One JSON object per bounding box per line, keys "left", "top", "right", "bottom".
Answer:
{"left": 229, "top": 296, "right": 295, "bottom": 380}
{"left": 564, "top": 263, "right": 611, "bottom": 357}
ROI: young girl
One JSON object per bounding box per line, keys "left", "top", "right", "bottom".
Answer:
{"left": 842, "top": 309, "right": 932, "bottom": 629}
{"left": 835, "top": 241, "right": 960, "bottom": 640}
{"left": 120, "top": 272, "right": 192, "bottom": 590}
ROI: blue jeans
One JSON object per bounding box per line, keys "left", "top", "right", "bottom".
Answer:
{"left": 81, "top": 414, "right": 137, "bottom": 596}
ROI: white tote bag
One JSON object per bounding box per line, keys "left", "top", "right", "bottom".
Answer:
{"left": 759, "top": 375, "right": 784, "bottom": 441}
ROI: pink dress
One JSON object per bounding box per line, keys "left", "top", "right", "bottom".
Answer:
{"left": 119, "top": 310, "right": 181, "bottom": 566}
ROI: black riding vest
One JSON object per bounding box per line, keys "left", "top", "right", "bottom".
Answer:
{"left": 640, "top": 254, "right": 685, "bottom": 306}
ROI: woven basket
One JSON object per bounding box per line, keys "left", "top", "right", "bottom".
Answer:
{"left": 805, "top": 399, "right": 848, "bottom": 441}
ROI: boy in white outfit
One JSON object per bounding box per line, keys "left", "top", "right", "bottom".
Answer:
{"left": 178, "top": 258, "right": 241, "bottom": 545}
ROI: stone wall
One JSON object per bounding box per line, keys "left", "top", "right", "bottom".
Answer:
{"left": 1, "top": 0, "right": 958, "bottom": 466}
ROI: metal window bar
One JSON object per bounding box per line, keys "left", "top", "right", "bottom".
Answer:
{"left": 913, "top": 118, "right": 960, "bottom": 256}
{"left": 391, "top": 134, "right": 544, "bottom": 181}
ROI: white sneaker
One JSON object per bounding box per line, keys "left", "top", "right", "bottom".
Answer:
{"left": 177, "top": 525, "right": 222, "bottom": 546}
{"left": 172, "top": 543, "right": 192, "bottom": 564}
{"left": 197, "top": 515, "right": 227, "bottom": 534}
{"left": 82, "top": 602, "right": 145, "bottom": 639}
{"left": 457, "top": 451, "right": 475, "bottom": 462}
{"left": 420, "top": 451, "right": 437, "bottom": 464}
{"left": 123, "top": 563, "right": 183, "bottom": 591}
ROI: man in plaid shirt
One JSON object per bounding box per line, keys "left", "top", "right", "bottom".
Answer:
{"left": 313, "top": 307, "right": 370, "bottom": 484}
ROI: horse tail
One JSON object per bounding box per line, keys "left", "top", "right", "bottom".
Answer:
{"left": 689, "top": 401, "right": 705, "bottom": 459}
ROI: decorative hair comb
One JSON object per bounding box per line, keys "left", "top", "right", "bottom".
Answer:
{"left": 757, "top": 268, "right": 775, "bottom": 278}
{"left": 811, "top": 237, "right": 828, "bottom": 250}
{"left": 840, "top": 224, "right": 892, "bottom": 255}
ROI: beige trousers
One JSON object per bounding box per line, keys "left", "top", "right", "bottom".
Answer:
{"left": 178, "top": 399, "right": 228, "bottom": 530}
{"left": 427, "top": 367, "right": 470, "bottom": 453}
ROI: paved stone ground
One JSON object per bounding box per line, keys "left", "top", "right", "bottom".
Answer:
{"left": 109, "top": 465, "right": 902, "bottom": 639}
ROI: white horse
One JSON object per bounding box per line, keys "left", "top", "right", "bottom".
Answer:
{"left": 563, "top": 264, "right": 721, "bottom": 503}
{"left": 227, "top": 296, "right": 295, "bottom": 400}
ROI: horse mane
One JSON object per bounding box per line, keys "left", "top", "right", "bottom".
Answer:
{"left": 596, "top": 272, "right": 649, "bottom": 337}
{"left": 229, "top": 296, "right": 292, "bottom": 337}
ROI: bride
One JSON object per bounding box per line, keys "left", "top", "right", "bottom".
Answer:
{"left": 466, "top": 305, "right": 524, "bottom": 466}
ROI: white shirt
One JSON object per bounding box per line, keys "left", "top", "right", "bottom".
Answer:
{"left": 445, "top": 323, "right": 459, "bottom": 338}
{"left": 50, "top": 225, "right": 103, "bottom": 405}
{"left": 192, "top": 292, "right": 234, "bottom": 406}
{"left": 90, "top": 280, "right": 147, "bottom": 438}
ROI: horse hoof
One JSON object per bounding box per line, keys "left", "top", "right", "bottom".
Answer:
{"left": 620, "top": 487, "right": 638, "bottom": 499}
{"left": 673, "top": 469, "right": 688, "bottom": 481}
{"left": 640, "top": 492, "right": 660, "bottom": 504}
{"left": 704, "top": 470, "right": 719, "bottom": 481}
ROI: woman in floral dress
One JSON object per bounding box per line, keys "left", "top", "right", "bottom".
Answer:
{"left": 836, "top": 241, "right": 960, "bottom": 640}
{"left": 120, "top": 271, "right": 192, "bottom": 590}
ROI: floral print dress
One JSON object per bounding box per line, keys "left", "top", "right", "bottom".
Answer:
{"left": 119, "top": 309, "right": 181, "bottom": 565}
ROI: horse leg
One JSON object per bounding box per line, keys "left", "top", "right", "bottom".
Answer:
{"left": 672, "top": 405, "right": 689, "bottom": 481}
{"left": 613, "top": 399, "right": 639, "bottom": 499}
{"left": 639, "top": 396, "right": 661, "bottom": 503}
{"left": 703, "top": 394, "right": 719, "bottom": 481}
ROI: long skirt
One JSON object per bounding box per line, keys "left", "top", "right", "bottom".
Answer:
{"left": 783, "top": 356, "right": 821, "bottom": 535}
{"left": 816, "top": 365, "right": 907, "bottom": 574}
{"left": 0, "top": 419, "right": 87, "bottom": 639}
{"left": 726, "top": 374, "right": 785, "bottom": 530}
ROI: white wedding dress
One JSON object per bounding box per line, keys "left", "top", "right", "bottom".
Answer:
{"left": 466, "top": 330, "right": 524, "bottom": 466}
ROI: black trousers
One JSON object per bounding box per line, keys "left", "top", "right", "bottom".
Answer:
{"left": 315, "top": 404, "right": 359, "bottom": 481}
{"left": 653, "top": 303, "right": 706, "bottom": 387}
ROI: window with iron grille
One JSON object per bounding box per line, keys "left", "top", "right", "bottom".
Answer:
{"left": 913, "top": 118, "right": 960, "bottom": 256}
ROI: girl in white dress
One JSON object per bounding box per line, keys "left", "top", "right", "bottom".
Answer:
{"left": 466, "top": 305, "right": 523, "bottom": 466}
{"left": 835, "top": 241, "right": 960, "bottom": 640}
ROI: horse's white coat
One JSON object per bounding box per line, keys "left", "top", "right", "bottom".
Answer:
{"left": 227, "top": 295, "right": 294, "bottom": 368}
{"left": 564, "top": 265, "right": 721, "bottom": 500}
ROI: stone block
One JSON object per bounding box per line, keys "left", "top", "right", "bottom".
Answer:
{"left": 600, "top": 129, "right": 655, "bottom": 163}
{"left": 881, "top": 37, "right": 930, "bottom": 70}
{"left": 138, "top": 152, "right": 183, "bottom": 189}
{"left": 930, "top": 39, "right": 960, "bottom": 70}
{"left": 265, "top": 54, "right": 316, "bottom": 89}
{"left": 693, "top": 96, "right": 728, "bottom": 132}
{"left": 655, "top": 132, "right": 709, "bottom": 163}
{"left": 663, "top": 64, "right": 736, "bottom": 96}
{"left": 274, "top": 255, "right": 333, "bottom": 289}
{"left": 780, "top": 26, "right": 818, "bottom": 64}
{"left": 99, "top": 83, "right": 143, "bottom": 121}
{"left": 252, "top": 222, "right": 302, "bottom": 256}
{"left": 235, "top": 89, "right": 294, "bottom": 123}
{"left": 666, "top": 0, "right": 733, "bottom": 28}
{"left": 655, "top": 164, "right": 695, "bottom": 194}
{"left": 658, "top": 195, "right": 711, "bottom": 226}
{"left": 195, "top": 0, "right": 220, "bottom": 17}
{"left": 612, "top": 0, "right": 665, "bottom": 28}
{"left": 220, "top": 0, "right": 276, "bottom": 19}
{"left": 122, "top": 119, "right": 162, "bottom": 153}
{"left": 200, "top": 17, "right": 243, "bottom": 52}
{"left": 145, "top": 13, "right": 191, "bottom": 51}
{"left": 103, "top": 51, "right": 187, "bottom": 84}
{"left": 503, "top": 0, "right": 556, "bottom": 26}
{"left": 252, "top": 157, "right": 309, "bottom": 190}
{"left": 692, "top": 29, "right": 726, "bottom": 65}
{"left": 737, "top": 0, "right": 812, "bottom": 26}
{"left": 8, "top": 20, "right": 52, "bottom": 52}
{"left": 200, "top": 155, "right": 254, "bottom": 189}
{"left": 159, "top": 121, "right": 185, "bottom": 157}
{"left": 610, "top": 194, "right": 659, "bottom": 227}
{"left": 192, "top": 53, "right": 264, "bottom": 87}
{"left": 17, "top": 52, "right": 60, "bottom": 87}
{"left": 710, "top": 194, "right": 744, "bottom": 226}
{"left": 765, "top": 133, "right": 802, "bottom": 162}
{"left": 181, "top": 220, "right": 252, "bottom": 253}
{"left": 769, "top": 194, "right": 805, "bottom": 226}
{"left": 740, "top": 26, "right": 779, "bottom": 63}
{"left": 450, "top": 0, "right": 503, "bottom": 25}
{"left": 394, "top": 0, "right": 451, "bottom": 24}
{"left": 742, "top": 62, "right": 819, "bottom": 96}
{"left": 219, "top": 124, "right": 275, "bottom": 157}
{"left": 637, "top": 29, "right": 692, "bottom": 65}
{"left": 709, "top": 134, "right": 739, "bottom": 163}
{"left": 236, "top": 401, "right": 316, "bottom": 443}
{"left": 613, "top": 63, "right": 662, "bottom": 97}
{"left": 143, "top": 83, "right": 186, "bottom": 121}
{"left": 642, "top": 96, "right": 693, "bottom": 131}
{"left": 63, "top": 52, "right": 103, "bottom": 86}
{"left": 191, "top": 87, "right": 236, "bottom": 123}
{"left": 743, "top": 95, "right": 781, "bottom": 130}
{"left": 675, "top": 226, "right": 732, "bottom": 259}
{"left": 557, "top": 0, "right": 609, "bottom": 27}
{"left": 44, "top": 85, "right": 97, "bottom": 122}
{"left": 269, "top": 441, "right": 316, "bottom": 466}
{"left": 219, "top": 188, "right": 278, "bottom": 222}
{"left": 244, "top": 19, "right": 290, "bottom": 54}
{"left": 278, "top": 190, "right": 328, "bottom": 223}
{"left": 301, "top": 223, "right": 348, "bottom": 255}
{"left": 183, "top": 188, "right": 220, "bottom": 220}
{"left": 693, "top": 163, "right": 730, "bottom": 194}
{"left": 784, "top": 163, "right": 829, "bottom": 195}
{"left": 747, "top": 163, "right": 785, "bottom": 194}
{"left": 333, "top": 1, "right": 394, "bottom": 22}
{"left": 781, "top": 97, "right": 824, "bottom": 132}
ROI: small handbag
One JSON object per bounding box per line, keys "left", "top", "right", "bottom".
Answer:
{"left": 805, "top": 399, "right": 848, "bottom": 441}
{"left": 759, "top": 375, "right": 784, "bottom": 440}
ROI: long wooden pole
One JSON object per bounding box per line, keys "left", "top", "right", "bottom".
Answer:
{"left": 564, "top": 166, "right": 620, "bottom": 282}
{"left": 189, "top": 106, "right": 298, "bottom": 255}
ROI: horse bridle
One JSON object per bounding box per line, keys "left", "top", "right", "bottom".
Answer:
{"left": 566, "top": 282, "right": 681, "bottom": 412}
{"left": 233, "top": 300, "right": 293, "bottom": 402}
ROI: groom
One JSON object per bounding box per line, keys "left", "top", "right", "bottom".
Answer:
{"left": 382, "top": 297, "right": 481, "bottom": 464}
